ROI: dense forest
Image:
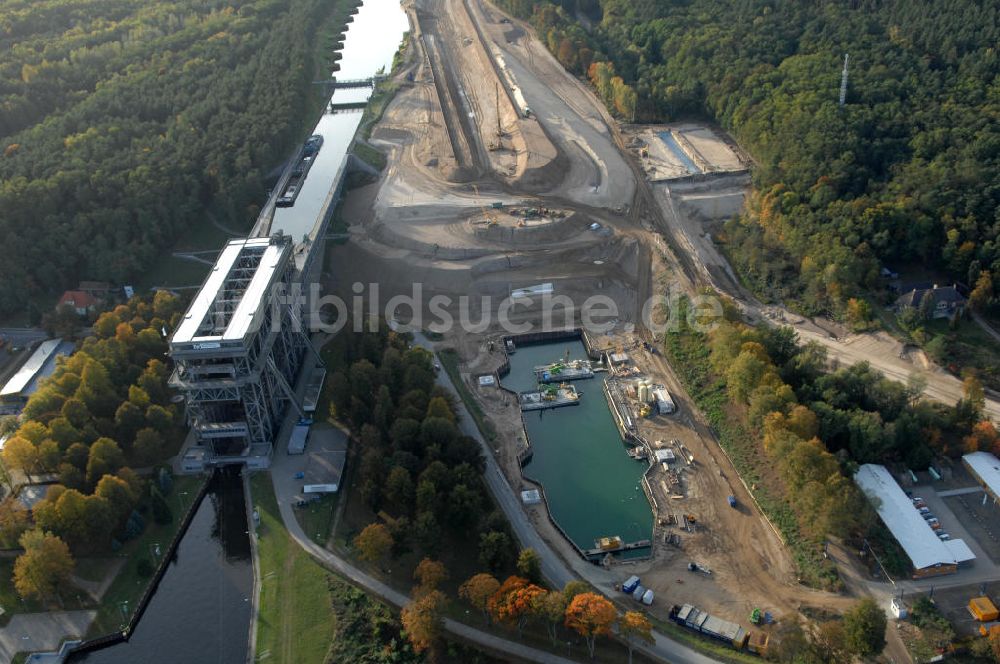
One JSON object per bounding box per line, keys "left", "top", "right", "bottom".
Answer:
{"left": 499, "top": 0, "right": 1000, "bottom": 317}
{"left": 0, "top": 0, "right": 340, "bottom": 316}
{"left": 322, "top": 327, "right": 520, "bottom": 573}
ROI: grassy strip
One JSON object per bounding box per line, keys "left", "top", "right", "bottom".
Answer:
{"left": 438, "top": 349, "right": 497, "bottom": 442}
{"left": 352, "top": 141, "right": 387, "bottom": 171}
{"left": 251, "top": 473, "right": 504, "bottom": 663}
{"left": 251, "top": 473, "right": 337, "bottom": 664}
{"left": 662, "top": 314, "right": 839, "bottom": 590}
{"left": 650, "top": 617, "right": 762, "bottom": 664}
{"left": 87, "top": 474, "right": 206, "bottom": 636}
{"left": 296, "top": 492, "right": 339, "bottom": 546}
{"left": 359, "top": 30, "right": 410, "bottom": 141}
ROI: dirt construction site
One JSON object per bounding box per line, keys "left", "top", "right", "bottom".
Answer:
{"left": 320, "top": 0, "right": 1000, "bottom": 651}
{"left": 324, "top": 0, "right": 853, "bottom": 635}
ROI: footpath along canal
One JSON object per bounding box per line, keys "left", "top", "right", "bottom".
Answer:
{"left": 502, "top": 339, "right": 653, "bottom": 559}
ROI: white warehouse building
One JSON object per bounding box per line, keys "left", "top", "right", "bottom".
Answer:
{"left": 854, "top": 464, "right": 975, "bottom": 578}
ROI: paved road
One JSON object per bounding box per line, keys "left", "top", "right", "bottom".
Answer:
{"left": 971, "top": 311, "right": 1000, "bottom": 345}
{"left": 265, "top": 447, "right": 579, "bottom": 664}
{"left": 0, "top": 328, "right": 46, "bottom": 348}
{"left": 411, "top": 332, "right": 720, "bottom": 664}
{"left": 0, "top": 610, "right": 93, "bottom": 664}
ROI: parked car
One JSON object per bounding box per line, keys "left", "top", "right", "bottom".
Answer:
{"left": 918, "top": 507, "right": 931, "bottom": 514}
{"left": 938, "top": 533, "right": 951, "bottom": 541}
{"left": 922, "top": 513, "right": 935, "bottom": 520}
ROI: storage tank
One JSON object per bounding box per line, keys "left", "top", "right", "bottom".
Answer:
{"left": 637, "top": 382, "right": 650, "bottom": 403}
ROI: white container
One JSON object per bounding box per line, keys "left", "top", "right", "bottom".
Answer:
{"left": 642, "top": 589, "right": 654, "bottom": 605}
{"left": 632, "top": 585, "right": 646, "bottom": 601}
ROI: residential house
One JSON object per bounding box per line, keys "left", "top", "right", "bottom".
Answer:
{"left": 895, "top": 283, "right": 966, "bottom": 320}
{"left": 57, "top": 290, "right": 99, "bottom": 315}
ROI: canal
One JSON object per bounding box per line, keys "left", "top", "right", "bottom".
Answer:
{"left": 502, "top": 339, "right": 653, "bottom": 558}
{"left": 269, "top": 0, "right": 410, "bottom": 241}
{"left": 69, "top": 469, "right": 251, "bottom": 664}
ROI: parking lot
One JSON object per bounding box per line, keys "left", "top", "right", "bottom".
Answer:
{"left": 902, "top": 481, "right": 1000, "bottom": 590}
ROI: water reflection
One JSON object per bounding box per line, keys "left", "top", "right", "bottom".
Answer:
{"left": 69, "top": 468, "right": 251, "bottom": 664}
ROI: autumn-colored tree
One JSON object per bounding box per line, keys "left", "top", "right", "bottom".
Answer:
{"left": 487, "top": 575, "right": 528, "bottom": 623}
{"left": 846, "top": 298, "right": 874, "bottom": 331}
{"left": 492, "top": 576, "right": 545, "bottom": 637}
{"left": 353, "top": 523, "right": 393, "bottom": 564}
{"left": 459, "top": 572, "right": 500, "bottom": 623}
{"left": 2, "top": 436, "right": 39, "bottom": 479}
{"left": 619, "top": 611, "right": 653, "bottom": 664}
{"left": 401, "top": 589, "right": 446, "bottom": 654}
{"left": 413, "top": 557, "right": 448, "bottom": 596}
{"left": 0, "top": 498, "right": 30, "bottom": 547}
{"left": 86, "top": 437, "right": 124, "bottom": 486}
{"left": 970, "top": 270, "right": 994, "bottom": 312}
{"left": 962, "top": 376, "right": 986, "bottom": 419}
{"left": 989, "top": 625, "right": 1000, "bottom": 661}
{"left": 516, "top": 547, "right": 542, "bottom": 583}
{"left": 13, "top": 529, "right": 74, "bottom": 601}
{"left": 564, "top": 592, "right": 618, "bottom": 659}
{"left": 964, "top": 421, "right": 1000, "bottom": 454}
{"left": 534, "top": 589, "right": 568, "bottom": 646}
{"left": 424, "top": 396, "right": 454, "bottom": 423}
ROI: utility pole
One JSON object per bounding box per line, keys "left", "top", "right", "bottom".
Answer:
{"left": 495, "top": 82, "right": 502, "bottom": 137}
{"left": 839, "top": 53, "right": 850, "bottom": 108}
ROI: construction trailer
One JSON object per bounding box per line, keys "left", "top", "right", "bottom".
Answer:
{"left": 652, "top": 388, "right": 675, "bottom": 414}
{"left": 169, "top": 235, "right": 311, "bottom": 468}
{"left": 670, "top": 604, "right": 749, "bottom": 649}
{"left": 970, "top": 597, "right": 1000, "bottom": 622}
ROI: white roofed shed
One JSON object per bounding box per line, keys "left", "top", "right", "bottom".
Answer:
{"left": 854, "top": 464, "right": 974, "bottom": 573}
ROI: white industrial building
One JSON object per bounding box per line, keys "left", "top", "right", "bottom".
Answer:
{"left": 0, "top": 339, "right": 74, "bottom": 411}
{"left": 963, "top": 451, "right": 1000, "bottom": 503}
{"left": 169, "top": 235, "right": 313, "bottom": 467}
{"left": 855, "top": 464, "right": 975, "bottom": 577}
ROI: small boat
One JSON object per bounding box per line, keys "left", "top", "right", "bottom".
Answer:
{"left": 596, "top": 535, "right": 623, "bottom": 551}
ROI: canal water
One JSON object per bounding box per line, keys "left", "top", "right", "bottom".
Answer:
{"left": 502, "top": 339, "right": 653, "bottom": 558}
{"left": 69, "top": 468, "right": 252, "bottom": 664}
{"left": 269, "top": 0, "right": 410, "bottom": 240}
